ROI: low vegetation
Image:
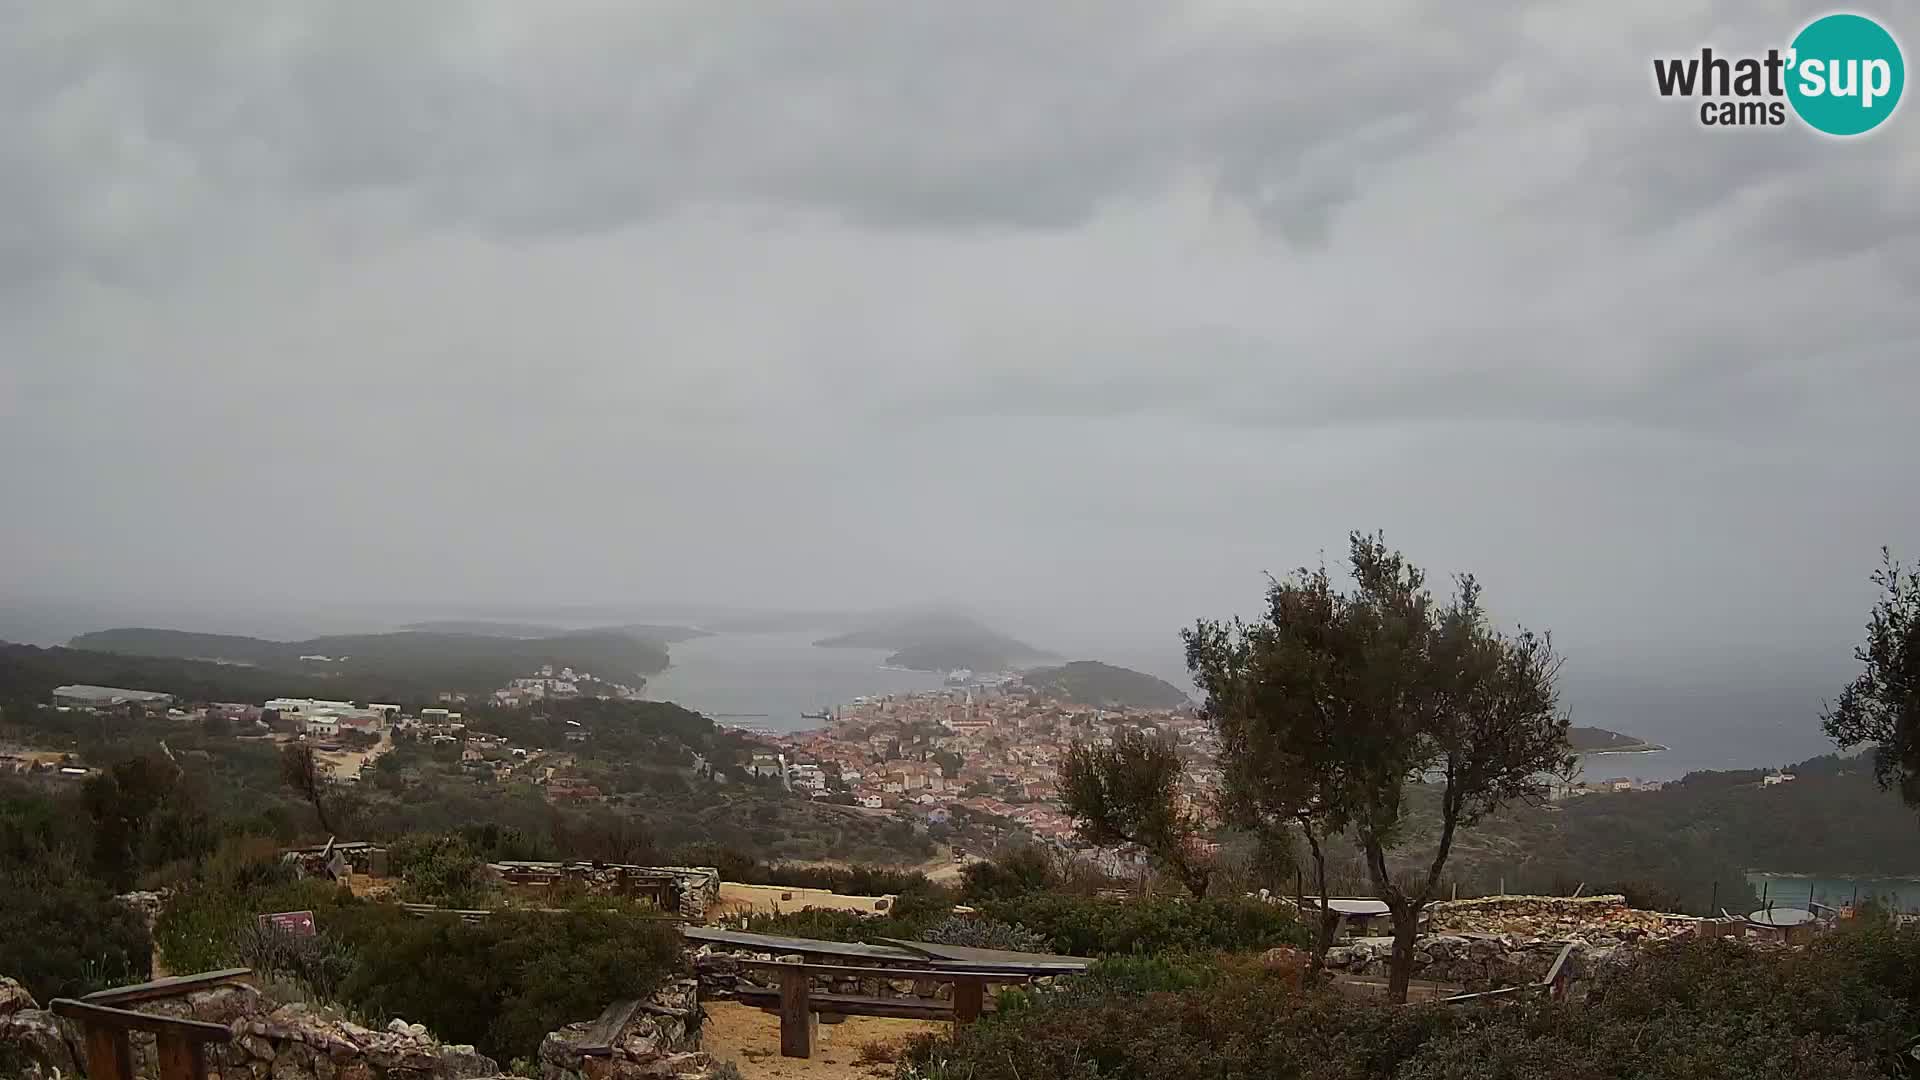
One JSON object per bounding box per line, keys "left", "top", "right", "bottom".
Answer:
{"left": 900, "top": 920, "right": 1920, "bottom": 1080}
{"left": 151, "top": 843, "right": 681, "bottom": 1063}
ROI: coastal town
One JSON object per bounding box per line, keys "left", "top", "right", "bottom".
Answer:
{"left": 748, "top": 678, "right": 1213, "bottom": 855}
{"left": 7, "top": 663, "right": 1688, "bottom": 863}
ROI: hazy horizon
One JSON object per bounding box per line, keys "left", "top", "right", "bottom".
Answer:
{"left": 4, "top": 2, "right": 1913, "bottom": 766}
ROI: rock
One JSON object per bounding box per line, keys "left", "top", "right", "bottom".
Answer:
{"left": 0, "top": 977, "right": 36, "bottom": 1015}
{"left": 390, "top": 1018, "right": 415, "bottom": 1035}
{"left": 0, "top": 1005, "right": 84, "bottom": 1078}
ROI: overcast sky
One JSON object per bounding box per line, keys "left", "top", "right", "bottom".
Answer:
{"left": 4, "top": 1, "right": 1917, "bottom": 699}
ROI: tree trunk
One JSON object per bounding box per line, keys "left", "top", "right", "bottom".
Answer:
{"left": 1386, "top": 902, "right": 1421, "bottom": 1003}
{"left": 1303, "top": 828, "right": 1337, "bottom": 971}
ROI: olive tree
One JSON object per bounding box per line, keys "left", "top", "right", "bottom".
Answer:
{"left": 1189, "top": 533, "right": 1571, "bottom": 1001}
{"left": 1059, "top": 729, "right": 1213, "bottom": 897}
{"left": 1823, "top": 548, "right": 1920, "bottom": 812}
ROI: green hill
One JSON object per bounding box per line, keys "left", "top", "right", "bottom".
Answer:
{"left": 63, "top": 627, "right": 669, "bottom": 695}
{"left": 1568, "top": 726, "right": 1665, "bottom": 753}
{"left": 1018, "top": 661, "right": 1190, "bottom": 708}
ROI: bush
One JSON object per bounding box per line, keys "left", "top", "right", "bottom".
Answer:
{"left": 0, "top": 871, "right": 151, "bottom": 1001}
{"left": 335, "top": 907, "right": 683, "bottom": 1063}
{"left": 152, "top": 853, "right": 352, "bottom": 975}
{"left": 386, "top": 832, "right": 493, "bottom": 907}
{"left": 975, "top": 893, "right": 1309, "bottom": 956}
{"left": 901, "top": 929, "right": 1920, "bottom": 1080}
{"left": 230, "top": 922, "right": 356, "bottom": 1002}
{"left": 919, "top": 915, "right": 1049, "bottom": 954}
{"left": 960, "top": 845, "right": 1068, "bottom": 902}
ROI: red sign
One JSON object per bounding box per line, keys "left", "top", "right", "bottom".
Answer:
{"left": 259, "top": 910, "right": 316, "bottom": 937}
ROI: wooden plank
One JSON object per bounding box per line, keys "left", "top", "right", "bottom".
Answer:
{"left": 778, "top": 967, "right": 815, "bottom": 1059}
{"left": 1543, "top": 943, "right": 1576, "bottom": 1000}
{"left": 736, "top": 988, "right": 960, "bottom": 1021}
{"left": 732, "top": 960, "right": 1034, "bottom": 982}
{"left": 82, "top": 969, "right": 254, "bottom": 1007}
{"left": 953, "top": 976, "right": 984, "bottom": 1026}
{"left": 155, "top": 1029, "right": 207, "bottom": 1080}
{"left": 574, "top": 998, "right": 642, "bottom": 1056}
{"left": 85, "top": 1024, "right": 133, "bottom": 1080}
{"left": 50, "top": 1000, "right": 233, "bottom": 1042}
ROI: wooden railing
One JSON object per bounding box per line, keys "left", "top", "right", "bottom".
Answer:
{"left": 47, "top": 1000, "right": 231, "bottom": 1080}
{"left": 47, "top": 968, "right": 251, "bottom": 1080}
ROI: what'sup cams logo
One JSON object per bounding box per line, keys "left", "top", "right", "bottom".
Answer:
{"left": 1654, "top": 12, "right": 1904, "bottom": 134}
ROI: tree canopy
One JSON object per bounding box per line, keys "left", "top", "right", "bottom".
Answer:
{"left": 1186, "top": 532, "right": 1571, "bottom": 1001}
{"left": 1824, "top": 548, "right": 1920, "bottom": 814}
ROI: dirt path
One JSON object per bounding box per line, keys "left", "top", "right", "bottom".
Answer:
{"left": 317, "top": 728, "right": 392, "bottom": 781}
{"left": 702, "top": 1000, "right": 944, "bottom": 1080}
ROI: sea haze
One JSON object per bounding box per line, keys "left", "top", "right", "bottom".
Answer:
{"left": 641, "top": 629, "right": 944, "bottom": 728}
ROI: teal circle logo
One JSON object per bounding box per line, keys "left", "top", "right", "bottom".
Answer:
{"left": 1787, "top": 13, "right": 1904, "bottom": 135}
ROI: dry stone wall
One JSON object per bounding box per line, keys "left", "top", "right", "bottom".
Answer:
{"left": 123, "top": 982, "right": 500, "bottom": 1080}
{"left": 1, "top": 974, "right": 733, "bottom": 1080}
{"left": 0, "top": 977, "right": 85, "bottom": 1080}
{"left": 1323, "top": 896, "right": 1699, "bottom": 990}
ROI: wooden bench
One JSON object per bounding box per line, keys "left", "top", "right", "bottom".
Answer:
{"left": 731, "top": 961, "right": 1036, "bottom": 1058}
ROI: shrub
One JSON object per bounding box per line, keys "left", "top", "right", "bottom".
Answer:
{"left": 335, "top": 907, "right": 683, "bottom": 1063}
{"left": 0, "top": 871, "right": 151, "bottom": 1001}
{"left": 960, "top": 845, "right": 1068, "bottom": 902}
{"left": 901, "top": 930, "right": 1920, "bottom": 1080}
{"left": 918, "top": 915, "right": 1049, "bottom": 954}
{"left": 975, "top": 893, "right": 1308, "bottom": 956}
{"left": 230, "top": 922, "right": 356, "bottom": 1002}
{"left": 386, "top": 832, "right": 493, "bottom": 907}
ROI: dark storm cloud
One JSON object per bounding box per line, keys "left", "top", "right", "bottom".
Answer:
{"left": 2, "top": 0, "right": 1917, "bottom": 691}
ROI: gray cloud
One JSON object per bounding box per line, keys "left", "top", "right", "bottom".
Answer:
{"left": 3, "top": 0, "right": 1918, "bottom": 731}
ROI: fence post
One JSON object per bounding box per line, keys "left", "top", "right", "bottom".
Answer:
{"left": 954, "top": 976, "right": 985, "bottom": 1025}
{"left": 777, "top": 966, "right": 816, "bottom": 1059}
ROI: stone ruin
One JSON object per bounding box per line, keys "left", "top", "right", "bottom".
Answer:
{"left": 0, "top": 974, "right": 733, "bottom": 1080}
{"left": 486, "top": 863, "right": 721, "bottom": 921}
{"left": 1321, "top": 894, "right": 1700, "bottom": 990}
{"left": 536, "top": 979, "right": 727, "bottom": 1080}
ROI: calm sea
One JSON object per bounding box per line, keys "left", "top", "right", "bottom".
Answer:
{"left": 642, "top": 630, "right": 944, "bottom": 729}
{"left": 1745, "top": 874, "right": 1920, "bottom": 913}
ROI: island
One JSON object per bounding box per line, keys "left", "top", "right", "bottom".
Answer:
{"left": 1568, "top": 725, "right": 1668, "bottom": 754}
{"left": 813, "top": 610, "right": 1053, "bottom": 673}
{"left": 1015, "top": 661, "right": 1191, "bottom": 709}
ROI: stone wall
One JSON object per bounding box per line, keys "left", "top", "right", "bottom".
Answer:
{"left": 0, "top": 977, "right": 84, "bottom": 1080}
{"left": 1323, "top": 934, "right": 1605, "bottom": 989}
{"left": 1425, "top": 894, "right": 1697, "bottom": 940}
{"left": 1, "top": 974, "right": 735, "bottom": 1080}
{"left": 1313, "top": 895, "right": 1700, "bottom": 991}
{"left": 124, "top": 981, "right": 500, "bottom": 1080}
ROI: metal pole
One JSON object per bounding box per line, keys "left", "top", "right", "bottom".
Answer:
{"left": 1710, "top": 880, "right": 1718, "bottom": 916}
